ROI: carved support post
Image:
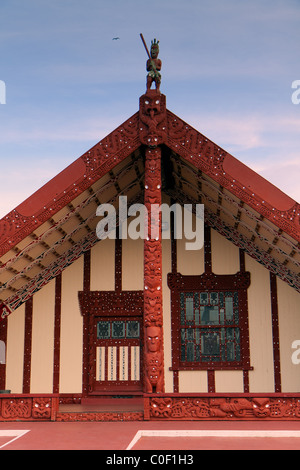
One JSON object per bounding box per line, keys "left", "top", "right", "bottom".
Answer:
{"left": 139, "top": 78, "right": 167, "bottom": 393}
{"left": 143, "top": 145, "right": 164, "bottom": 393}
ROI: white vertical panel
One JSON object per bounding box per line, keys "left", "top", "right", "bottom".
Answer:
{"left": 60, "top": 257, "right": 83, "bottom": 393}
{"left": 122, "top": 236, "right": 144, "bottom": 290}
{"left": 119, "top": 346, "right": 128, "bottom": 381}
{"left": 96, "top": 347, "right": 100, "bottom": 381}
{"left": 96, "top": 347, "right": 105, "bottom": 381}
{"left": 246, "top": 254, "right": 274, "bottom": 393}
{"left": 31, "top": 279, "right": 55, "bottom": 393}
{"left": 211, "top": 228, "right": 240, "bottom": 274}
{"left": 131, "top": 346, "right": 140, "bottom": 381}
{"left": 277, "top": 278, "right": 300, "bottom": 392}
{"left": 6, "top": 304, "right": 25, "bottom": 393}
{"left": 91, "top": 239, "right": 115, "bottom": 290}
{"left": 108, "top": 346, "right": 117, "bottom": 381}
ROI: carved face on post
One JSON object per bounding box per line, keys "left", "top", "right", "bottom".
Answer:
{"left": 144, "top": 95, "right": 161, "bottom": 117}
{"left": 139, "top": 93, "right": 167, "bottom": 147}
{"left": 146, "top": 326, "right": 161, "bottom": 353}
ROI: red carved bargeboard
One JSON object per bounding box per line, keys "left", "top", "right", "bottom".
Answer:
{"left": 144, "top": 394, "right": 300, "bottom": 420}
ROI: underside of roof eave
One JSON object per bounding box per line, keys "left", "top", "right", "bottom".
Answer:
{"left": 165, "top": 109, "right": 300, "bottom": 245}
{"left": 0, "top": 111, "right": 141, "bottom": 258}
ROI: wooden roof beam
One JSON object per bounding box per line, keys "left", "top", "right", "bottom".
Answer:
{"left": 67, "top": 203, "right": 92, "bottom": 236}
{"left": 131, "top": 153, "right": 144, "bottom": 191}
{"left": 29, "top": 233, "right": 61, "bottom": 258}
{"left": 0, "top": 283, "right": 17, "bottom": 294}
{"left": 11, "top": 246, "right": 46, "bottom": 271}
{"left": 109, "top": 170, "right": 121, "bottom": 193}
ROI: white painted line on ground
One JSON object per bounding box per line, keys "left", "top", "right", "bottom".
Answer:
{"left": 0, "top": 430, "right": 30, "bottom": 449}
{"left": 126, "top": 429, "right": 300, "bottom": 450}
{"left": 127, "top": 430, "right": 143, "bottom": 450}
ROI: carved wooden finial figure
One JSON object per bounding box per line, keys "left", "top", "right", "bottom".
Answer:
{"left": 140, "top": 34, "right": 162, "bottom": 92}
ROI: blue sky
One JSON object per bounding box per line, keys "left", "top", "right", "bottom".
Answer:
{"left": 0, "top": 0, "right": 299, "bottom": 217}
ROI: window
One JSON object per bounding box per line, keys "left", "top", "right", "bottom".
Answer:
{"left": 180, "top": 291, "right": 241, "bottom": 364}
{"left": 168, "top": 271, "right": 251, "bottom": 371}
{"left": 97, "top": 320, "right": 140, "bottom": 340}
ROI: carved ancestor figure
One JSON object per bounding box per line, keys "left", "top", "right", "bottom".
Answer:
{"left": 146, "top": 39, "right": 161, "bottom": 92}
{"left": 139, "top": 92, "right": 167, "bottom": 148}
{"left": 144, "top": 326, "right": 164, "bottom": 393}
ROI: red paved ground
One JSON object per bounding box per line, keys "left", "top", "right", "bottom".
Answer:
{"left": 132, "top": 436, "right": 300, "bottom": 450}
{"left": 1, "top": 421, "right": 300, "bottom": 450}
{"left": 0, "top": 437, "right": 11, "bottom": 448}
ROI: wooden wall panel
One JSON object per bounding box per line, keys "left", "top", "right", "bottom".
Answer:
{"left": 90, "top": 239, "right": 115, "bottom": 291}
{"left": 6, "top": 304, "right": 25, "bottom": 393}
{"left": 215, "top": 370, "right": 244, "bottom": 392}
{"left": 211, "top": 228, "right": 240, "bottom": 274}
{"left": 162, "top": 237, "right": 173, "bottom": 393}
{"left": 59, "top": 257, "right": 83, "bottom": 393}
{"left": 246, "top": 254, "right": 274, "bottom": 392}
{"left": 178, "top": 370, "right": 208, "bottom": 393}
{"left": 30, "top": 279, "right": 55, "bottom": 393}
{"left": 277, "top": 278, "right": 300, "bottom": 392}
{"left": 176, "top": 214, "right": 205, "bottom": 275}
{"left": 122, "top": 235, "right": 143, "bottom": 291}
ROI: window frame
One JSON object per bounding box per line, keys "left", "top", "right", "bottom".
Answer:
{"left": 0, "top": 340, "right": 5, "bottom": 365}
{"left": 168, "top": 271, "right": 252, "bottom": 371}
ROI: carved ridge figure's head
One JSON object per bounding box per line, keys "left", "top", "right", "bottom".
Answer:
{"left": 150, "top": 39, "right": 159, "bottom": 59}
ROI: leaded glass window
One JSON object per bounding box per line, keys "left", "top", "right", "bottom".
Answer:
{"left": 97, "top": 320, "right": 140, "bottom": 340}
{"left": 180, "top": 291, "right": 241, "bottom": 364}
{"left": 97, "top": 321, "right": 110, "bottom": 339}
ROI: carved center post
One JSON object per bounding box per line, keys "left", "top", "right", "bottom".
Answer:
{"left": 143, "top": 143, "right": 164, "bottom": 393}
{"left": 139, "top": 37, "right": 167, "bottom": 393}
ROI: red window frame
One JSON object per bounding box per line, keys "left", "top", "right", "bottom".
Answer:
{"left": 168, "top": 271, "right": 252, "bottom": 372}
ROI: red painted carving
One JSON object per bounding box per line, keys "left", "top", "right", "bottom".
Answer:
{"left": 0, "top": 395, "right": 58, "bottom": 421}
{"left": 142, "top": 103, "right": 165, "bottom": 392}
{"left": 168, "top": 271, "right": 251, "bottom": 292}
{"left": 56, "top": 411, "right": 144, "bottom": 422}
{"left": 144, "top": 326, "right": 164, "bottom": 393}
{"left": 0, "top": 393, "right": 299, "bottom": 422}
{"left": 1, "top": 398, "right": 32, "bottom": 420}
{"left": 147, "top": 395, "right": 300, "bottom": 420}
{"left": 78, "top": 291, "right": 144, "bottom": 317}
{"left": 32, "top": 398, "right": 52, "bottom": 419}
{"left": 139, "top": 37, "right": 166, "bottom": 149}
{"left": 139, "top": 91, "right": 167, "bottom": 148}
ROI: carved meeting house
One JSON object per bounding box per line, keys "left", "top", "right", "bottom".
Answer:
{"left": 0, "top": 39, "right": 300, "bottom": 422}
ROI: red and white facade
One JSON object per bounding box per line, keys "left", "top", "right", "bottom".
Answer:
{"left": 0, "top": 73, "right": 300, "bottom": 421}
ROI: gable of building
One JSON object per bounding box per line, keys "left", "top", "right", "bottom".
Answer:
{"left": 0, "top": 98, "right": 299, "bottom": 319}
